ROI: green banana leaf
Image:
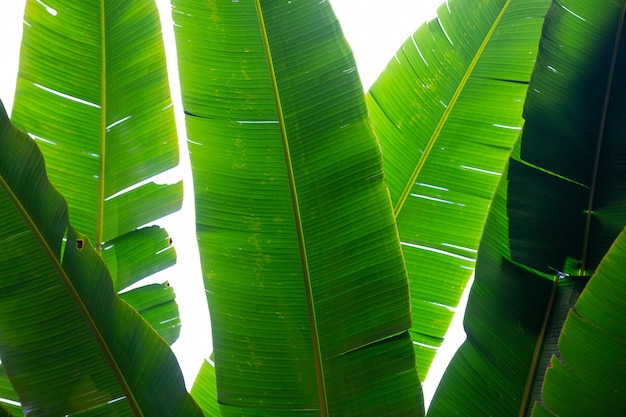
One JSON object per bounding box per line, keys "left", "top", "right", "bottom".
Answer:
{"left": 190, "top": 360, "right": 220, "bottom": 417}
{"left": 0, "top": 407, "right": 16, "bottom": 417}
{"left": 10, "top": 0, "right": 184, "bottom": 342}
{"left": 508, "top": 0, "right": 626, "bottom": 275}
{"left": 367, "top": 0, "right": 551, "bottom": 377}
{"left": 530, "top": 228, "right": 626, "bottom": 416}
{"left": 0, "top": 100, "right": 201, "bottom": 415}
{"left": 118, "top": 282, "right": 181, "bottom": 345}
{"left": 430, "top": 0, "right": 626, "bottom": 414}
{"left": 0, "top": 366, "right": 22, "bottom": 417}
{"left": 173, "top": 0, "right": 422, "bottom": 415}
{"left": 427, "top": 163, "right": 556, "bottom": 416}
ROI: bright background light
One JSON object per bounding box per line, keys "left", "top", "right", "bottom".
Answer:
{"left": 0, "top": 0, "right": 466, "bottom": 410}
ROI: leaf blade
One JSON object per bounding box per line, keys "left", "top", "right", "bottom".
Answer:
{"left": 174, "top": 0, "right": 422, "bottom": 414}
{"left": 0, "top": 101, "right": 201, "bottom": 416}
{"left": 11, "top": 0, "right": 184, "bottom": 343}
{"left": 368, "top": 0, "right": 551, "bottom": 377}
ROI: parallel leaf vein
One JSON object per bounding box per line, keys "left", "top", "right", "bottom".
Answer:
{"left": 580, "top": 1, "right": 626, "bottom": 273}
{"left": 253, "top": 2, "right": 327, "bottom": 415}
{"left": 393, "top": 0, "right": 511, "bottom": 218}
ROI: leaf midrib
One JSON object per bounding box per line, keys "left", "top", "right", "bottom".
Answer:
{"left": 0, "top": 175, "right": 141, "bottom": 416}
{"left": 393, "top": 0, "right": 512, "bottom": 219}
{"left": 96, "top": 0, "right": 107, "bottom": 252}
{"left": 580, "top": 1, "right": 626, "bottom": 273}
{"left": 253, "top": 2, "right": 328, "bottom": 415}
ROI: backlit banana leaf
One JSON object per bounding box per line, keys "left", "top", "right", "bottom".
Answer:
{"left": 0, "top": 101, "right": 201, "bottom": 416}
{"left": 118, "top": 282, "right": 181, "bottom": 345}
{"left": 190, "top": 360, "right": 220, "bottom": 417}
{"left": 367, "top": 0, "right": 550, "bottom": 377}
{"left": 173, "top": 0, "right": 422, "bottom": 415}
{"left": 530, "top": 228, "right": 626, "bottom": 416}
{"left": 431, "top": 0, "right": 626, "bottom": 414}
{"left": 0, "top": 366, "right": 22, "bottom": 417}
{"left": 427, "top": 163, "right": 555, "bottom": 416}
{"left": 10, "top": 0, "right": 184, "bottom": 342}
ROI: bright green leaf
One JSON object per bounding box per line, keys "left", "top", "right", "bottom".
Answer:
{"left": 173, "top": 0, "right": 422, "bottom": 415}
{"left": 10, "top": 0, "right": 185, "bottom": 343}
{"left": 368, "top": 0, "right": 551, "bottom": 377}
{"left": 190, "top": 360, "right": 220, "bottom": 417}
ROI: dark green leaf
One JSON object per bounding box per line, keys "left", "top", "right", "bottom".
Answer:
{"left": 428, "top": 166, "right": 555, "bottom": 416}
{"left": 509, "top": 0, "right": 626, "bottom": 274}
{"left": 0, "top": 100, "right": 201, "bottom": 416}
{"left": 433, "top": 0, "right": 626, "bottom": 414}
{"left": 531, "top": 229, "right": 626, "bottom": 416}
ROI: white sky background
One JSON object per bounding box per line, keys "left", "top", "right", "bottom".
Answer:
{"left": 0, "top": 0, "right": 467, "bottom": 410}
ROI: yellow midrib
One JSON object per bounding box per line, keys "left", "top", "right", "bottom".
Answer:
{"left": 393, "top": 0, "right": 511, "bottom": 219}
{"left": 0, "top": 174, "right": 141, "bottom": 416}
{"left": 95, "top": 0, "right": 106, "bottom": 252}
{"left": 253, "top": 2, "right": 328, "bottom": 415}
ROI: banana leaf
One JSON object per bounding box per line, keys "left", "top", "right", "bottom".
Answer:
{"left": 0, "top": 100, "right": 201, "bottom": 416}
{"left": 173, "top": 0, "right": 422, "bottom": 415}
{"left": 10, "top": 0, "right": 184, "bottom": 342}
{"left": 118, "top": 282, "right": 181, "bottom": 345}
{"left": 0, "top": 366, "right": 22, "bottom": 417}
{"left": 431, "top": 0, "right": 626, "bottom": 414}
{"left": 530, "top": 228, "right": 626, "bottom": 416}
{"left": 367, "top": 0, "right": 551, "bottom": 377}
{"left": 190, "top": 360, "right": 220, "bottom": 417}
{"left": 427, "top": 162, "right": 555, "bottom": 416}
{"left": 508, "top": 0, "right": 626, "bottom": 275}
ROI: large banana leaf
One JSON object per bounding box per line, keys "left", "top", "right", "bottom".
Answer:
{"left": 530, "top": 228, "right": 626, "bottom": 416}
{"left": 173, "top": 0, "right": 422, "bottom": 415}
{"left": 430, "top": 0, "right": 626, "bottom": 414}
{"left": 367, "top": 0, "right": 550, "bottom": 377}
{"left": 0, "top": 101, "right": 201, "bottom": 416}
{"left": 10, "top": 0, "right": 184, "bottom": 342}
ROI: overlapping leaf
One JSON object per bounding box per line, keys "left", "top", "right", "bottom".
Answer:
{"left": 428, "top": 165, "right": 555, "bottom": 416}
{"left": 0, "top": 101, "right": 201, "bottom": 416}
{"left": 173, "top": 0, "right": 422, "bottom": 415}
{"left": 530, "top": 228, "right": 626, "bottom": 416}
{"left": 10, "top": 0, "right": 184, "bottom": 342}
{"left": 190, "top": 360, "right": 220, "bottom": 417}
{"left": 508, "top": 0, "right": 626, "bottom": 275}
{"left": 367, "top": 0, "right": 551, "bottom": 377}
{"left": 430, "top": 0, "right": 626, "bottom": 414}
